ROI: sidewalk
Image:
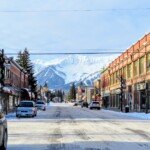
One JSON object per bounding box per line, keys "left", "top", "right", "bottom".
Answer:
{"left": 102, "top": 108, "right": 150, "bottom": 120}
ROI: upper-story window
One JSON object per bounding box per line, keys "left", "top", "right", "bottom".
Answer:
{"left": 146, "top": 53, "right": 150, "bottom": 72}
{"left": 127, "top": 63, "right": 132, "bottom": 79}
{"left": 5, "top": 69, "right": 11, "bottom": 79}
{"left": 133, "top": 60, "right": 138, "bottom": 76}
{"left": 110, "top": 74, "right": 112, "bottom": 85}
{"left": 139, "top": 56, "right": 145, "bottom": 75}
{"left": 123, "top": 66, "right": 127, "bottom": 79}
{"left": 116, "top": 70, "right": 119, "bottom": 83}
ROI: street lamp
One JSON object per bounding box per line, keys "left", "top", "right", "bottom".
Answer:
{"left": 19, "top": 68, "right": 23, "bottom": 101}
{"left": 117, "top": 75, "right": 126, "bottom": 112}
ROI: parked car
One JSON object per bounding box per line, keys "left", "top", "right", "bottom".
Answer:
{"left": 35, "top": 101, "right": 46, "bottom": 111}
{"left": 16, "top": 101, "right": 37, "bottom": 118}
{"left": 81, "top": 101, "right": 88, "bottom": 108}
{"left": 0, "top": 104, "right": 7, "bottom": 150}
{"left": 89, "top": 101, "right": 100, "bottom": 110}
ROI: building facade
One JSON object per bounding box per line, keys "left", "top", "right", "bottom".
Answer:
{"left": 93, "top": 79, "right": 101, "bottom": 102}
{"left": 101, "top": 33, "right": 150, "bottom": 112}
{"left": 1, "top": 57, "right": 29, "bottom": 113}
{"left": 85, "top": 86, "right": 94, "bottom": 104}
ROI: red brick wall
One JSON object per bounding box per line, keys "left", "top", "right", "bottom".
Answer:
{"left": 5, "top": 63, "right": 28, "bottom": 89}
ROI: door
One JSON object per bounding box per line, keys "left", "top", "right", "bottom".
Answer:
{"left": 140, "top": 90, "right": 146, "bottom": 110}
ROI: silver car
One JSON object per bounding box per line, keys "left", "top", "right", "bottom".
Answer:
{"left": 16, "top": 101, "right": 37, "bottom": 117}
{"left": 89, "top": 101, "right": 101, "bottom": 110}
{"left": 35, "top": 101, "right": 46, "bottom": 111}
{"left": 0, "top": 104, "right": 7, "bottom": 150}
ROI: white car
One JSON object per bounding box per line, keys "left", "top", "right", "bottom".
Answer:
{"left": 89, "top": 101, "right": 101, "bottom": 110}
{"left": 16, "top": 101, "right": 37, "bottom": 118}
{"left": 35, "top": 101, "right": 46, "bottom": 111}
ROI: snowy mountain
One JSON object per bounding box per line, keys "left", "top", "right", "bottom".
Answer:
{"left": 33, "top": 55, "right": 118, "bottom": 90}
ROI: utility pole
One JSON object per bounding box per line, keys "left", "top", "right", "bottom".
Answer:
{"left": 119, "top": 75, "right": 126, "bottom": 112}
{"left": 120, "top": 76, "right": 123, "bottom": 112}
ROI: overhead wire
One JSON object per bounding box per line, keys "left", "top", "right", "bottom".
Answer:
{"left": 0, "top": 8, "right": 149, "bottom": 13}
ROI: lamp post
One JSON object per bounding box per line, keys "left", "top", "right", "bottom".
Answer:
{"left": 145, "top": 82, "right": 149, "bottom": 114}
{"left": 19, "top": 68, "right": 23, "bottom": 101}
{"left": 117, "top": 75, "right": 126, "bottom": 112}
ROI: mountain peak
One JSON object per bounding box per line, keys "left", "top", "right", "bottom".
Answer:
{"left": 34, "top": 54, "right": 118, "bottom": 90}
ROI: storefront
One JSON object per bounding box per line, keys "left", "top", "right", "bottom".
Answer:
{"left": 135, "top": 82, "right": 150, "bottom": 112}
{"left": 1, "top": 86, "right": 20, "bottom": 114}
{"left": 102, "top": 91, "right": 110, "bottom": 108}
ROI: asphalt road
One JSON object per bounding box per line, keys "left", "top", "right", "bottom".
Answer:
{"left": 7, "top": 103, "right": 150, "bottom": 150}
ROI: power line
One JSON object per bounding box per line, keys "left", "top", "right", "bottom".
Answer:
{"left": 5, "top": 51, "right": 148, "bottom": 55}
{"left": 5, "top": 52, "right": 122, "bottom": 55}
{"left": 0, "top": 8, "right": 149, "bottom": 13}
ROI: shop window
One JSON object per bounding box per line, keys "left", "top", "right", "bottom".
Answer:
{"left": 110, "top": 75, "right": 113, "bottom": 85}
{"left": 127, "top": 64, "right": 132, "bottom": 79}
{"left": 133, "top": 60, "right": 138, "bottom": 76}
{"left": 112, "top": 74, "right": 115, "bottom": 84}
{"left": 146, "top": 53, "right": 150, "bottom": 72}
{"left": 139, "top": 56, "right": 145, "bottom": 74}
{"left": 116, "top": 70, "right": 119, "bottom": 83}
{"left": 114, "top": 72, "right": 117, "bottom": 83}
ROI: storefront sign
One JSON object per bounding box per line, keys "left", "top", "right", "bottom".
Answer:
{"left": 136, "top": 83, "right": 146, "bottom": 90}
{"left": 115, "top": 89, "right": 121, "bottom": 94}
{"left": 102, "top": 91, "right": 110, "bottom": 97}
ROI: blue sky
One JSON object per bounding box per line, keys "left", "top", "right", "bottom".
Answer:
{"left": 0, "top": 0, "right": 149, "bottom": 60}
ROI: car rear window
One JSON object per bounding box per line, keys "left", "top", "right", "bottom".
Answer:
{"left": 36, "top": 102, "right": 44, "bottom": 104}
{"left": 93, "top": 102, "right": 99, "bottom": 104}
{"left": 19, "top": 102, "right": 34, "bottom": 107}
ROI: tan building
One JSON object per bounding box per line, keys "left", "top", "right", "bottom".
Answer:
{"left": 84, "top": 86, "right": 94, "bottom": 104}
{"left": 101, "top": 33, "right": 150, "bottom": 112}
{"left": 93, "top": 79, "right": 101, "bottom": 101}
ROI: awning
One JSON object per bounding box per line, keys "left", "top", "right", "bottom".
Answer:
{"left": 3, "top": 86, "right": 20, "bottom": 96}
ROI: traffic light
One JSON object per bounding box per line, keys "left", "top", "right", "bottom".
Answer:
{"left": 0, "top": 49, "right": 5, "bottom": 88}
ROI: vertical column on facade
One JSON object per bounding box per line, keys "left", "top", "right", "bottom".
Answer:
{"left": 131, "top": 56, "right": 134, "bottom": 110}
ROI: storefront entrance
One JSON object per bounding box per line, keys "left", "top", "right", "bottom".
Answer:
{"left": 140, "top": 90, "right": 146, "bottom": 110}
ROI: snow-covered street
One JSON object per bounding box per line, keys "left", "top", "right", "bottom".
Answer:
{"left": 7, "top": 103, "right": 150, "bottom": 150}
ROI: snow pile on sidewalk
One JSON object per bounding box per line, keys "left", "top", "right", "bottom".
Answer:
{"left": 6, "top": 112, "right": 16, "bottom": 120}
{"left": 47, "top": 102, "right": 73, "bottom": 107}
{"left": 102, "top": 109, "right": 150, "bottom": 120}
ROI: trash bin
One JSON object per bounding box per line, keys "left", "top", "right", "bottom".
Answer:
{"left": 125, "top": 105, "right": 129, "bottom": 113}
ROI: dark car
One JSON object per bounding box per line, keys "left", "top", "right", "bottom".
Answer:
{"left": 81, "top": 101, "right": 88, "bottom": 108}
{"left": 89, "top": 101, "right": 100, "bottom": 110}
{"left": 0, "top": 104, "right": 8, "bottom": 150}
{"left": 73, "top": 100, "right": 83, "bottom": 106}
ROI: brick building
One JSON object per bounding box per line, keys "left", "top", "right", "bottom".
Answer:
{"left": 1, "top": 57, "right": 29, "bottom": 113}
{"left": 101, "top": 33, "right": 150, "bottom": 112}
